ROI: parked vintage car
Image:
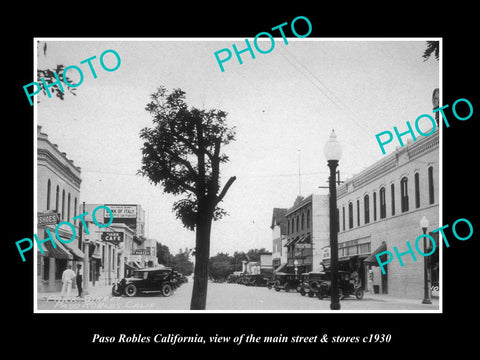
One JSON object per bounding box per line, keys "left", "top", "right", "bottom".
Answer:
{"left": 273, "top": 272, "right": 301, "bottom": 292}
{"left": 316, "top": 270, "right": 364, "bottom": 300}
{"left": 297, "top": 272, "right": 329, "bottom": 297}
{"left": 112, "top": 267, "right": 176, "bottom": 297}
{"left": 244, "top": 273, "right": 271, "bottom": 287}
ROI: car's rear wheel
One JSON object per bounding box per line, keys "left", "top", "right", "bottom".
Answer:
{"left": 355, "top": 288, "right": 364, "bottom": 300}
{"left": 161, "top": 283, "right": 173, "bottom": 297}
{"left": 124, "top": 284, "right": 137, "bottom": 297}
{"left": 308, "top": 291, "right": 314, "bottom": 298}
{"left": 300, "top": 288, "right": 305, "bottom": 296}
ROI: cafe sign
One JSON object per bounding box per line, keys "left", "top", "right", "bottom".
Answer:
{"left": 101, "top": 231, "right": 124, "bottom": 244}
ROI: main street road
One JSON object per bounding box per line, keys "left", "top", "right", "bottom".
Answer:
{"left": 37, "top": 280, "right": 439, "bottom": 312}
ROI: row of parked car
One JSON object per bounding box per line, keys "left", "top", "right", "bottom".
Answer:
{"left": 228, "top": 270, "right": 364, "bottom": 300}
{"left": 111, "top": 267, "right": 188, "bottom": 297}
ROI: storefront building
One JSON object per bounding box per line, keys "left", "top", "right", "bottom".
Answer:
{"left": 271, "top": 208, "right": 288, "bottom": 272}
{"left": 284, "top": 194, "right": 329, "bottom": 275}
{"left": 324, "top": 130, "right": 439, "bottom": 299}
{"left": 36, "top": 125, "right": 84, "bottom": 292}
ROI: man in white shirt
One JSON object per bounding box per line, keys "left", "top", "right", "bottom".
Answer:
{"left": 61, "top": 264, "right": 76, "bottom": 298}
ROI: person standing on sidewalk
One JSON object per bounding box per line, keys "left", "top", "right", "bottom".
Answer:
{"left": 61, "top": 264, "right": 76, "bottom": 298}
{"left": 76, "top": 264, "right": 83, "bottom": 298}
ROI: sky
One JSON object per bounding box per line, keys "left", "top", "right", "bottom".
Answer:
{"left": 35, "top": 38, "right": 440, "bottom": 257}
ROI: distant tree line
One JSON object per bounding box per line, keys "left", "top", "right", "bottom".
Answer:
{"left": 156, "top": 242, "right": 194, "bottom": 276}
{"left": 208, "top": 248, "right": 267, "bottom": 282}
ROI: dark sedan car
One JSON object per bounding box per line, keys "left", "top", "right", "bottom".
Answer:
{"left": 112, "top": 268, "right": 175, "bottom": 297}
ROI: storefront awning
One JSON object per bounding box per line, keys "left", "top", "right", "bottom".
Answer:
{"left": 363, "top": 241, "right": 387, "bottom": 265}
{"left": 297, "top": 234, "right": 310, "bottom": 244}
{"left": 285, "top": 236, "right": 299, "bottom": 247}
{"left": 41, "top": 240, "right": 73, "bottom": 260}
{"left": 62, "top": 242, "right": 85, "bottom": 260}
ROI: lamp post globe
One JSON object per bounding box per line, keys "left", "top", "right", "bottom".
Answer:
{"left": 324, "top": 129, "right": 342, "bottom": 310}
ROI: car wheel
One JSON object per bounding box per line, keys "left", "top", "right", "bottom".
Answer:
{"left": 308, "top": 291, "right": 314, "bottom": 298}
{"left": 111, "top": 285, "right": 121, "bottom": 297}
{"left": 355, "top": 288, "right": 364, "bottom": 300}
{"left": 124, "top": 284, "right": 137, "bottom": 297}
{"left": 317, "top": 289, "right": 325, "bottom": 300}
{"left": 300, "top": 289, "right": 305, "bottom": 296}
{"left": 284, "top": 284, "right": 290, "bottom": 292}
{"left": 161, "top": 283, "right": 173, "bottom": 297}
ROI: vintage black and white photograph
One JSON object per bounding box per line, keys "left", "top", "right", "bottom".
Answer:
{"left": 32, "top": 38, "right": 441, "bottom": 312}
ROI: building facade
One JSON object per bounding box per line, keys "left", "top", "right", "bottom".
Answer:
{"left": 323, "top": 130, "right": 439, "bottom": 299}
{"left": 271, "top": 208, "right": 288, "bottom": 272}
{"left": 284, "top": 194, "right": 330, "bottom": 274}
{"left": 37, "top": 125, "right": 84, "bottom": 292}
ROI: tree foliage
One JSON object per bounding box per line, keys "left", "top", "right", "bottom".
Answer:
{"left": 138, "top": 86, "right": 236, "bottom": 231}
{"left": 34, "top": 41, "right": 76, "bottom": 102}
{"left": 422, "top": 41, "right": 439, "bottom": 62}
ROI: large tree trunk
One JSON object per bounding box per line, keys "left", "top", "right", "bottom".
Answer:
{"left": 190, "top": 210, "right": 213, "bottom": 310}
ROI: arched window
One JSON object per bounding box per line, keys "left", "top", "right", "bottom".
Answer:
{"left": 364, "top": 194, "right": 370, "bottom": 224}
{"left": 306, "top": 210, "right": 310, "bottom": 229}
{"left": 74, "top": 197, "right": 78, "bottom": 226}
{"left": 348, "top": 202, "right": 353, "bottom": 229}
{"left": 296, "top": 215, "right": 299, "bottom": 232}
{"left": 428, "top": 166, "right": 434, "bottom": 204}
{"left": 46, "top": 179, "right": 51, "bottom": 210}
{"left": 55, "top": 185, "right": 60, "bottom": 212}
{"left": 415, "top": 173, "right": 420, "bottom": 208}
{"left": 67, "top": 193, "right": 71, "bottom": 220}
{"left": 380, "top": 187, "right": 386, "bottom": 219}
{"left": 401, "top": 177, "right": 409, "bottom": 212}
{"left": 62, "top": 189, "right": 65, "bottom": 220}
{"left": 301, "top": 213, "right": 305, "bottom": 230}
{"left": 342, "top": 206, "right": 345, "bottom": 231}
{"left": 373, "top": 192, "right": 377, "bottom": 221}
{"left": 357, "top": 200, "right": 360, "bottom": 226}
{"left": 391, "top": 183, "right": 395, "bottom": 216}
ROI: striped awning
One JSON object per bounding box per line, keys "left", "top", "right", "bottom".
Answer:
{"left": 62, "top": 241, "right": 85, "bottom": 260}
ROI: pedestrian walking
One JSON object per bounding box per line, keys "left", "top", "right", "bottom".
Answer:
{"left": 61, "top": 264, "right": 76, "bottom": 298}
{"left": 76, "top": 264, "right": 83, "bottom": 298}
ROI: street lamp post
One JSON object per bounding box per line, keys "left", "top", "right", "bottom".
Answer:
{"left": 420, "top": 216, "right": 432, "bottom": 304}
{"left": 324, "top": 130, "right": 342, "bottom": 310}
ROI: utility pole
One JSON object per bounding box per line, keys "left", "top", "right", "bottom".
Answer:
{"left": 81, "top": 201, "right": 89, "bottom": 295}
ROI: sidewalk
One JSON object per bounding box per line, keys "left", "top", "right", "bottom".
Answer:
{"left": 363, "top": 292, "right": 440, "bottom": 305}
{"left": 38, "top": 283, "right": 113, "bottom": 302}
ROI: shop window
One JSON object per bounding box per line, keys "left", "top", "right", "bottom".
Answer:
{"left": 401, "top": 177, "right": 409, "bottom": 212}
{"left": 428, "top": 166, "right": 434, "bottom": 204}
{"left": 55, "top": 259, "right": 67, "bottom": 280}
{"left": 43, "top": 257, "right": 50, "bottom": 280}
{"left": 391, "top": 183, "right": 395, "bottom": 216}
{"left": 364, "top": 195, "right": 370, "bottom": 224}
{"left": 46, "top": 179, "right": 51, "bottom": 210}
{"left": 380, "top": 187, "right": 386, "bottom": 219}
{"left": 415, "top": 173, "right": 420, "bottom": 208}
